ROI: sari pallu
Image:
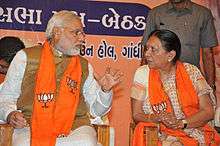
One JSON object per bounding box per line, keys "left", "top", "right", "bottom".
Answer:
{"left": 133, "top": 61, "right": 220, "bottom": 146}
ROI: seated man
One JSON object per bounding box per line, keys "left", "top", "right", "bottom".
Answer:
{"left": 0, "top": 10, "right": 122, "bottom": 146}
{"left": 0, "top": 36, "right": 25, "bottom": 83}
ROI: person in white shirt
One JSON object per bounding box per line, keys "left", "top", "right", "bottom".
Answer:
{"left": 0, "top": 10, "right": 122, "bottom": 146}
{"left": 0, "top": 36, "right": 25, "bottom": 83}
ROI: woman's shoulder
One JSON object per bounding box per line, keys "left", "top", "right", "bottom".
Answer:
{"left": 182, "top": 62, "right": 203, "bottom": 81}
{"left": 135, "top": 65, "right": 149, "bottom": 75}
{"left": 133, "top": 65, "right": 150, "bottom": 86}
{"left": 183, "top": 62, "right": 200, "bottom": 73}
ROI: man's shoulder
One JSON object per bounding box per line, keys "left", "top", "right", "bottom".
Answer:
{"left": 23, "top": 45, "right": 43, "bottom": 53}
{"left": 79, "top": 55, "right": 88, "bottom": 64}
{"left": 151, "top": 2, "right": 169, "bottom": 12}
{"left": 192, "top": 2, "right": 212, "bottom": 14}
{"left": 79, "top": 56, "right": 89, "bottom": 70}
{"left": 79, "top": 55, "right": 87, "bottom": 61}
{"left": 23, "top": 45, "right": 43, "bottom": 60}
{"left": 78, "top": 56, "right": 89, "bottom": 79}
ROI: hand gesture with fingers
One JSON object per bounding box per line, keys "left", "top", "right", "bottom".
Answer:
{"left": 7, "top": 111, "right": 27, "bottom": 128}
{"left": 94, "top": 67, "right": 123, "bottom": 92}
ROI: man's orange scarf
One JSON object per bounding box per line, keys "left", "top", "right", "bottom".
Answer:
{"left": 133, "top": 61, "right": 220, "bottom": 146}
{"left": 31, "top": 41, "right": 82, "bottom": 146}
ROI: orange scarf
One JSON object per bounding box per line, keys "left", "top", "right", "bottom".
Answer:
{"left": 31, "top": 41, "right": 82, "bottom": 146}
{"left": 132, "top": 122, "right": 161, "bottom": 146}
{"left": 133, "top": 61, "right": 220, "bottom": 146}
{"left": 0, "top": 73, "right": 5, "bottom": 84}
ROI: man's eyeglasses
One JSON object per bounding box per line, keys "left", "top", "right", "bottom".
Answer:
{"left": 62, "top": 27, "right": 85, "bottom": 37}
{"left": 70, "top": 29, "right": 85, "bottom": 37}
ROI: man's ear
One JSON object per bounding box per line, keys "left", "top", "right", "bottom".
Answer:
{"left": 52, "top": 27, "right": 62, "bottom": 38}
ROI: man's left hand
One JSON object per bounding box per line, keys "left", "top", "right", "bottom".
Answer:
{"left": 94, "top": 67, "right": 123, "bottom": 92}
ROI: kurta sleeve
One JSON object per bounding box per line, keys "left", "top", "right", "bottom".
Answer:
{"left": 83, "top": 63, "right": 113, "bottom": 118}
{"left": 0, "top": 50, "right": 27, "bottom": 121}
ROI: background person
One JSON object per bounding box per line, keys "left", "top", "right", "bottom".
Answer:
{"left": 0, "top": 36, "right": 25, "bottom": 83}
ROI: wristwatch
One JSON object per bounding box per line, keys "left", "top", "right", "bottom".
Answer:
{"left": 210, "top": 84, "right": 216, "bottom": 91}
{"left": 181, "top": 119, "right": 188, "bottom": 129}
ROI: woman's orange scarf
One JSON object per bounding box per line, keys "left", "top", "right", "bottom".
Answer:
{"left": 31, "top": 41, "right": 82, "bottom": 146}
{"left": 133, "top": 61, "right": 220, "bottom": 146}
{"left": 0, "top": 73, "right": 5, "bottom": 83}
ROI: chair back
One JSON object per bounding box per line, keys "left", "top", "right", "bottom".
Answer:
{"left": 0, "top": 124, "right": 14, "bottom": 146}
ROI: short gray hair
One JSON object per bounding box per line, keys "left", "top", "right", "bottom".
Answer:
{"left": 45, "top": 10, "right": 80, "bottom": 39}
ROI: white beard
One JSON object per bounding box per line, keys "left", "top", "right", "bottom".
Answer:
{"left": 69, "top": 46, "right": 80, "bottom": 56}
{"left": 55, "top": 44, "right": 82, "bottom": 56}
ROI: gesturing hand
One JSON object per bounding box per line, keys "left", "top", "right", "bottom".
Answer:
{"left": 7, "top": 111, "right": 27, "bottom": 128}
{"left": 94, "top": 67, "right": 123, "bottom": 92}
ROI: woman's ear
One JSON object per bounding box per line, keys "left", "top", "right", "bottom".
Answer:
{"left": 168, "top": 50, "right": 176, "bottom": 62}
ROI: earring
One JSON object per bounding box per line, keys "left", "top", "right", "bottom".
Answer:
{"left": 168, "top": 59, "right": 171, "bottom": 62}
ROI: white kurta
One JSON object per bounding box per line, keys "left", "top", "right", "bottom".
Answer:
{"left": 0, "top": 50, "right": 113, "bottom": 146}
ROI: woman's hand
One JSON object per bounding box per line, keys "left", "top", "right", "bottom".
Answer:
{"left": 158, "top": 112, "right": 183, "bottom": 129}
{"left": 148, "top": 114, "right": 161, "bottom": 123}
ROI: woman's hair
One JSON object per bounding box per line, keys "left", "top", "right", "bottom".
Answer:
{"left": 141, "top": 29, "right": 181, "bottom": 65}
{"left": 0, "top": 36, "right": 25, "bottom": 64}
